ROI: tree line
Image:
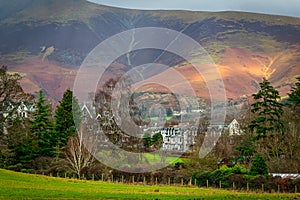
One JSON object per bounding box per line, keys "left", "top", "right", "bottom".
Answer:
{"left": 1, "top": 65, "right": 300, "bottom": 182}
{"left": 0, "top": 66, "right": 82, "bottom": 175}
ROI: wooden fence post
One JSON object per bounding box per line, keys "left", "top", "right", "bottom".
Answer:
{"left": 168, "top": 177, "right": 171, "bottom": 185}
{"left": 189, "top": 178, "right": 192, "bottom": 186}
{"left": 262, "top": 184, "right": 264, "bottom": 192}
{"left": 132, "top": 176, "right": 135, "bottom": 184}
{"left": 101, "top": 173, "right": 104, "bottom": 182}
{"left": 247, "top": 182, "right": 249, "bottom": 191}
{"left": 121, "top": 176, "right": 124, "bottom": 183}
{"left": 155, "top": 177, "right": 158, "bottom": 185}
{"left": 278, "top": 185, "right": 280, "bottom": 193}
{"left": 295, "top": 185, "right": 297, "bottom": 193}
{"left": 181, "top": 178, "right": 184, "bottom": 186}
{"left": 92, "top": 174, "right": 94, "bottom": 181}
{"left": 144, "top": 176, "right": 146, "bottom": 185}
{"left": 206, "top": 179, "right": 209, "bottom": 188}
{"left": 233, "top": 182, "right": 235, "bottom": 190}
{"left": 219, "top": 181, "right": 222, "bottom": 189}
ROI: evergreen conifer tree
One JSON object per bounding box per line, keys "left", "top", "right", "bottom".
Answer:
{"left": 30, "top": 90, "right": 54, "bottom": 157}
{"left": 54, "top": 89, "right": 81, "bottom": 149}
{"left": 248, "top": 78, "right": 284, "bottom": 140}
{"left": 250, "top": 154, "right": 268, "bottom": 175}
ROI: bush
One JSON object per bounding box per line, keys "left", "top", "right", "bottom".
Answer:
{"left": 28, "top": 157, "right": 53, "bottom": 171}
{"left": 231, "top": 164, "right": 248, "bottom": 174}
{"left": 247, "top": 175, "right": 267, "bottom": 190}
{"left": 193, "top": 171, "right": 212, "bottom": 187}
{"left": 228, "top": 174, "right": 246, "bottom": 189}
{"left": 7, "top": 163, "right": 22, "bottom": 172}
{"left": 174, "top": 161, "right": 185, "bottom": 170}
{"left": 194, "top": 164, "right": 249, "bottom": 188}
{"left": 250, "top": 154, "right": 268, "bottom": 175}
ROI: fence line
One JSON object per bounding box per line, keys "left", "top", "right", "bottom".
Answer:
{"left": 25, "top": 171, "right": 300, "bottom": 193}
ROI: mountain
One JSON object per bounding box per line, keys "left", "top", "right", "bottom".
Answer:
{"left": 0, "top": 0, "right": 300, "bottom": 101}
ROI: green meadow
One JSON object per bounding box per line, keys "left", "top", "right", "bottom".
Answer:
{"left": 0, "top": 169, "right": 299, "bottom": 199}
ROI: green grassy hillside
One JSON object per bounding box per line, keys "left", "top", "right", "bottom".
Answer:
{"left": 0, "top": 169, "right": 299, "bottom": 199}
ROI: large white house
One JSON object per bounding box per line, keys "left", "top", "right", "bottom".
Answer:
{"left": 142, "top": 123, "right": 198, "bottom": 152}
{"left": 2, "top": 102, "right": 35, "bottom": 135}
{"left": 227, "top": 119, "right": 243, "bottom": 136}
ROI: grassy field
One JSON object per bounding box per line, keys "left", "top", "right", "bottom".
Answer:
{"left": 143, "top": 153, "right": 184, "bottom": 164}
{"left": 0, "top": 169, "right": 299, "bottom": 199}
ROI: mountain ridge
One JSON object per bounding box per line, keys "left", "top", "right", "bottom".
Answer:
{"left": 2, "top": 0, "right": 300, "bottom": 24}
{"left": 0, "top": 0, "right": 299, "bottom": 101}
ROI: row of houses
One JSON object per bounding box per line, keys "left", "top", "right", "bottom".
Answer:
{"left": 3, "top": 101, "right": 243, "bottom": 153}
{"left": 3, "top": 102, "right": 35, "bottom": 119}
{"left": 81, "top": 102, "right": 243, "bottom": 153}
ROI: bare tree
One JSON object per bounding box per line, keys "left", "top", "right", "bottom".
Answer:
{"left": 65, "top": 124, "right": 96, "bottom": 179}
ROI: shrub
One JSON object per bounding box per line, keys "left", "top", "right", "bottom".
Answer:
{"left": 231, "top": 164, "right": 248, "bottom": 174}
{"left": 174, "top": 161, "right": 185, "bottom": 170}
{"left": 228, "top": 174, "right": 246, "bottom": 189}
{"left": 193, "top": 171, "right": 213, "bottom": 187}
{"left": 248, "top": 175, "right": 267, "bottom": 190}
{"left": 249, "top": 154, "right": 268, "bottom": 175}
{"left": 194, "top": 164, "right": 249, "bottom": 188}
{"left": 7, "top": 163, "right": 22, "bottom": 172}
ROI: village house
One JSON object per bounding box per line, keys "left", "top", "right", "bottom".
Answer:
{"left": 80, "top": 103, "right": 245, "bottom": 153}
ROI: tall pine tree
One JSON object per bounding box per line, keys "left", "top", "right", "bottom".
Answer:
{"left": 30, "top": 90, "right": 54, "bottom": 157}
{"left": 248, "top": 78, "right": 284, "bottom": 140}
{"left": 54, "top": 89, "right": 81, "bottom": 150}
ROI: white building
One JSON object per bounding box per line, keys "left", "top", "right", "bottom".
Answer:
{"left": 155, "top": 126, "right": 197, "bottom": 152}
{"left": 227, "top": 119, "right": 243, "bottom": 136}
{"left": 2, "top": 102, "right": 35, "bottom": 135}
{"left": 80, "top": 104, "right": 199, "bottom": 152}
{"left": 3, "top": 102, "right": 35, "bottom": 119}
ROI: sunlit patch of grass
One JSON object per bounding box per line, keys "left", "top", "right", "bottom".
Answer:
{"left": 143, "top": 153, "right": 184, "bottom": 164}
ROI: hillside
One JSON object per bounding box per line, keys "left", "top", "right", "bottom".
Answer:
{"left": 0, "top": 169, "right": 299, "bottom": 199}
{"left": 0, "top": 0, "right": 300, "bottom": 100}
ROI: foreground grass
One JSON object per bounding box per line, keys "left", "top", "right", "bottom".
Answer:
{"left": 0, "top": 169, "right": 299, "bottom": 199}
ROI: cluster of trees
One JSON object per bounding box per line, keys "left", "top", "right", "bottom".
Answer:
{"left": 188, "top": 77, "right": 300, "bottom": 190}
{"left": 1, "top": 63, "right": 300, "bottom": 183}
{"left": 246, "top": 77, "right": 300, "bottom": 172}
{"left": 191, "top": 76, "right": 300, "bottom": 175}
{"left": 0, "top": 66, "right": 82, "bottom": 174}
{"left": 193, "top": 155, "right": 300, "bottom": 192}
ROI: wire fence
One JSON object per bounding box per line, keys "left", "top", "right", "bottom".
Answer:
{"left": 34, "top": 171, "right": 300, "bottom": 193}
